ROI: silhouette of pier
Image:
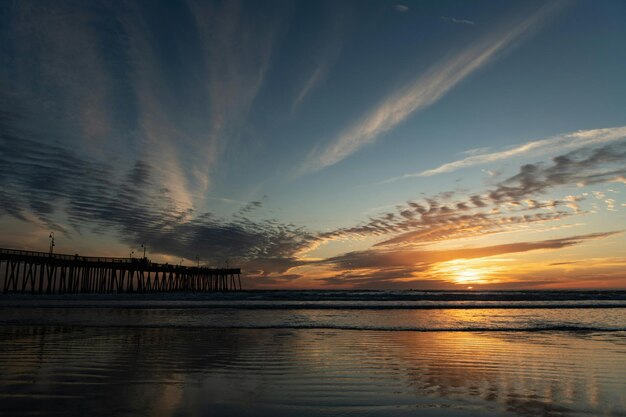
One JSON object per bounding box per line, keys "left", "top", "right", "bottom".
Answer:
{"left": 1, "top": 248, "right": 242, "bottom": 294}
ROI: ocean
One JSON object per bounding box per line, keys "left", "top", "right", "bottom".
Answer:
{"left": 0, "top": 290, "right": 625, "bottom": 416}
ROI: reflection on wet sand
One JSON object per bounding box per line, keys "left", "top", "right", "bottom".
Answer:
{"left": 388, "top": 330, "right": 625, "bottom": 417}
{"left": 0, "top": 325, "right": 624, "bottom": 417}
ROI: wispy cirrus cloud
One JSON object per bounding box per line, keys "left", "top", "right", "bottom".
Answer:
{"left": 292, "top": 3, "right": 349, "bottom": 112}
{"left": 118, "top": 1, "right": 282, "bottom": 212}
{"left": 442, "top": 16, "right": 476, "bottom": 26}
{"left": 4, "top": 0, "right": 280, "bottom": 218}
{"left": 293, "top": 64, "right": 328, "bottom": 111}
{"left": 119, "top": 5, "right": 199, "bottom": 212}
{"left": 384, "top": 126, "right": 626, "bottom": 182}
{"left": 2, "top": 1, "right": 117, "bottom": 152}
{"left": 394, "top": 5, "right": 409, "bottom": 13}
{"left": 188, "top": 0, "right": 280, "bottom": 196}
{"left": 300, "top": 2, "right": 562, "bottom": 174}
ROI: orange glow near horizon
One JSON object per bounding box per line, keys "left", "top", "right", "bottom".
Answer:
{"left": 431, "top": 258, "right": 503, "bottom": 285}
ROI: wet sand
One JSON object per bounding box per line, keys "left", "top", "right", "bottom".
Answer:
{"left": 0, "top": 324, "right": 624, "bottom": 417}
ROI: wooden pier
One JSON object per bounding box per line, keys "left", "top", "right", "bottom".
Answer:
{"left": 1, "top": 248, "right": 241, "bottom": 294}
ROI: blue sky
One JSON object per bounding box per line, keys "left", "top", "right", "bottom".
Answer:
{"left": 1, "top": 0, "right": 625, "bottom": 288}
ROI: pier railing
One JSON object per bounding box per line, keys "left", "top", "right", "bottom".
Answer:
{"left": 0, "top": 247, "right": 241, "bottom": 294}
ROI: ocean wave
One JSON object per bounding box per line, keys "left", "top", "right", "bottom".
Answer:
{"left": 2, "top": 289, "right": 626, "bottom": 303}
{"left": 0, "top": 320, "right": 624, "bottom": 332}
{"left": 1, "top": 302, "right": 625, "bottom": 310}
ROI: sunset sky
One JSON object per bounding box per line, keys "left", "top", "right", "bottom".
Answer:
{"left": 1, "top": 0, "right": 625, "bottom": 289}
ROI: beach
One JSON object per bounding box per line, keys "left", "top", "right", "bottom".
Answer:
{"left": 0, "top": 291, "right": 625, "bottom": 417}
{"left": 3, "top": 1, "right": 626, "bottom": 415}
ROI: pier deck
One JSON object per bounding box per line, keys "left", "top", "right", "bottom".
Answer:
{"left": 1, "top": 248, "right": 241, "bottom": 294}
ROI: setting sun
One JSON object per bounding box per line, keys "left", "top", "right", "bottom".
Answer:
{"left": 455, "top": 269, "right": 483, "bottom": 284}
{"left": 431, "top": 259, "right": 497, "bottom": 285}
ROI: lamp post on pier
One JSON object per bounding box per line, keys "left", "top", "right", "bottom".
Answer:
{"left": 48, "top": 232, "right": 55, "bottom": 256}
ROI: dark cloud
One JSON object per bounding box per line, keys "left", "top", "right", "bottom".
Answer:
{"left": 488, "top": 142, "right": 626, "bottom": 202}
{"left": 237, "top": 201, "right": 263, "bottom": 216}
{"left": 320, "top": 140, "right": 626, "bottom": 247}
{"left": 322, "top": 195, "right": 573, "bottom": 247}
{"left": 244, "top": 273, "right": 304, "bottom": 286}
{"left": 374, "top": 210, "right": 570, "bottom": 247}
{"left": 470, "top": 195, "right": 487, "bottom": 207}
{"left": 319, "top": 268, "right": 458, "bottom": 290}
{"left": 0, "top": 112, "right": 315, "bottom": 275}
{"left": 548, "top": 261, "right": 578, "bottom": 266}
{"left": 324, "top": 231, "right": 620, "bottom": 271}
